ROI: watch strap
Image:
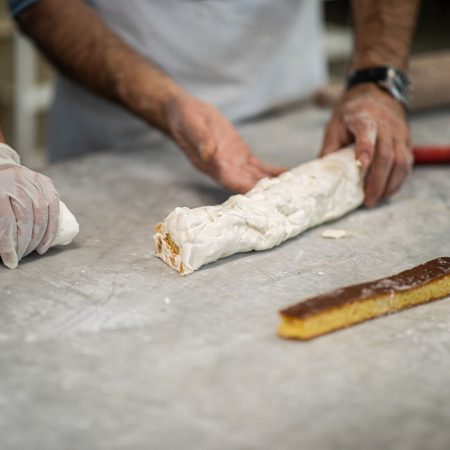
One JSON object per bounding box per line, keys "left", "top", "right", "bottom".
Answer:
{"left": 347, "top": 66, "right": 412, "bottom": 110}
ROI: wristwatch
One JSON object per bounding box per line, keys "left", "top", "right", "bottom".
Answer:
{"left": 346, "top": 66, "right": 412, "bottom": 110}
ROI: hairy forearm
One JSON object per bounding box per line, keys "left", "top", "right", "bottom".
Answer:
{"left": 17, "top": 0, "right": 185, "bottom": 132}
{"left": 350, "top": 0, "right": 420, "bottom": 71}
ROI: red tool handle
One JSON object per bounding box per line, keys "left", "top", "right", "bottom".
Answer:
{"left": 413, "top": 146, "right": 450, "bottom": 164}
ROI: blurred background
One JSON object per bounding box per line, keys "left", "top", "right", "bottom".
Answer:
{"left": 0, "top": 0, "right": 450, "bottom": 169}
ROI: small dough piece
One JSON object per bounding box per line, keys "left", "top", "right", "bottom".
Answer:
{"left": 321, "top": 228, "right": 354, "bottom": 239}
{"left": 52, "top": 201, "right": 79, "bottom": 247}
{"left": 154, "top": 147, "right": 363, "bottom": 275}
{"left": 279, "top": 257, "right": 450, "bottom": 340}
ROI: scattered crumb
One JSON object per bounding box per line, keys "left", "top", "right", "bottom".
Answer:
{"left": 317, "top": 271, "right": 324, "bottom": 275}
{"left": 164, "top": 297, "right": 171, "bottom": 305}
{"left": 321, "top": 229, "right": 354, "bottom": 239}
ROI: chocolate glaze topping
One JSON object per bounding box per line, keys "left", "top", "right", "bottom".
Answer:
{"left": 281, "top": 257, "right": 450, "bottom": 319}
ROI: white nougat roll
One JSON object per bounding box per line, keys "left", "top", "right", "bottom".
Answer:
{"left": 53, "top": 201, "right": 80, "bottom": 247}
{"left": 154, "top": 147, "right": 364, "bottom": 275}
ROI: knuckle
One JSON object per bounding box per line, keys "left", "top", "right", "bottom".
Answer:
{"left": 378, "top": 146, "right": 394, "bottom": 165}
{"left": 393, "top": 120, "right": 407, "bottom": 133}
{"left": 395, "top": 141, "right": 414, "bottom": 168}
{"left": 39, "top": 173, "right": 50, "bottom": 183}
{"left": 400, "top": 154, "right": 414, "bottom": 174}
{"left": 395, "top": 151, "right": 408, "bottom": 169}
{"left": 361, "top": 116, "right": 378, "bottom": 131}
{"left": 40, "top": 174, "right": 54, "bottom": 189}
{"left": 35, "top": 201, "right": 49, "bottom": 222}
{"left": 406, "top": 151, "right": 414, "bottom": 168}
{"left": 50, "top": 190, "right": 60, "bottom": 205}
{"left": 38, "top": 174, "right": 57, "bottom": 195}
{"left": 198, "top": 142, "right": 216, "bottom": 163}
{"left": 346, "top": 112, "right": 378, "bottom": 131}
{"left": 378, "top": 117, "right": 391, "bottom": 128}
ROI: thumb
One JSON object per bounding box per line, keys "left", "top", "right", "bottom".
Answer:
{"left": 0, "top": 196, "right": 19, "bottom": 269}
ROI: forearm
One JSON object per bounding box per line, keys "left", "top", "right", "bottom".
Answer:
{"left": 15, "top": 0, "right": 283, "bottom": 194}
{"left": 17, "top": 0, "right": 185, "bottom": 133}
{"left": 350, "top": 0, "right": 420, "bottom": 71}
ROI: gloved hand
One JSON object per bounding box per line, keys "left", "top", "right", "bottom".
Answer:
{"left": 0, "top": 143, "right": 60, "bottom": 269}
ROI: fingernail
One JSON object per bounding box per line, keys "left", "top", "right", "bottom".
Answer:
{"left": 2, "top": 252, "right": 18, "bottom": 269}
{"left": 358, "top": 153, "right": 370, "bottom": 168}
{"left": 36, "top": 245, "right": 49, "bottom": 255}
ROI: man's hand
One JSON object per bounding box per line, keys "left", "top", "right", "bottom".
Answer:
{"left": 164, "top": 94, "right": 285, "bottom": 193}
{"left": 326, "top": 0, "right": 420, "bottom": 207}
{"left": 17, "top": 1, "right": 284, "bottom": 194}
{"left": 0, "top": 145, "right": 60, "bottom": 269}
{"left": 321, "top": 84, "right": 413, "bottom": 207}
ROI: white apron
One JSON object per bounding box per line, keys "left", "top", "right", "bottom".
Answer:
{"left": 48, "top": 0, "right": 327, "bottom": 160}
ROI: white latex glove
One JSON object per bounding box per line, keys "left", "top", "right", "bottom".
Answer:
{"left": 0, "top": 143, "right": 63, "bottom": 269}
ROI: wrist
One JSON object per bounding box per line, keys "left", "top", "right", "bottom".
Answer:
{"left": 347, "top": 66, "right": 411, "bottom": 110}
{"left": 0, "top": 143, "right": 21, "bottom": 166}
{"left": 147, "top": 81, "right": 189, "bottom": 135}
{"left": 345, "top": 82, "right": 389, "bottom": 99}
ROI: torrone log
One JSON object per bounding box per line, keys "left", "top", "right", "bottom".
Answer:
{"left": 154, "top": 147, "right": 364, "bottom": 275}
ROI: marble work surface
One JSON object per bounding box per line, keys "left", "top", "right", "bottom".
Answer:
{"left": 1, "top": 106, "right": 449, "bottom": 450}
